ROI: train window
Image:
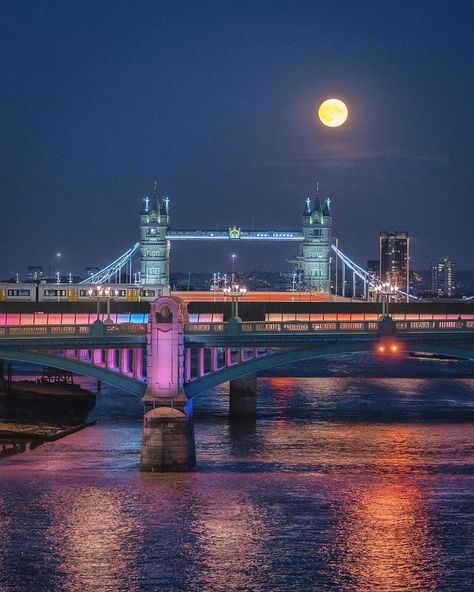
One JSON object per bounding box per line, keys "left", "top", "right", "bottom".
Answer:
{"left": 79, "top": 290, "right": 88, "bottom": 297}
{"left": 7, "top": 289, "right": 30, "bottom": 296}
{"left": 140, "top": 290, "right": 155, "bottom": 297}
{"left": 118, "top": 290, "right": 126, "bottom": 296}
{"left": 44, "top": 290, "right": 56, "bottom": 296}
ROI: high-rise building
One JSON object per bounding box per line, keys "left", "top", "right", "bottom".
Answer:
{"left": 379, "top": 231, "right": 410, "bottom": 293}
{"left": 432, "top": 258, "right": 455, "bottom": 297}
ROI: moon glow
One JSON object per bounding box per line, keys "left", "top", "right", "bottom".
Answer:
{"left": 318, "top": 98, "right": 348, "bottom": 127}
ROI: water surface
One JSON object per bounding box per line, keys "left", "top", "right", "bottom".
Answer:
{"left": 0, "top": 354, "right": 473, "bottom": 591}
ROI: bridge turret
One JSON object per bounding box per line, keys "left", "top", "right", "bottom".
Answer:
{"left": 139, "top": 182, "right": 171, "bottom": 288}
{"left": 322, "top": 197, "right": 331, "bottom": 220}
{"left": 301, "top": 186, "right": 332, "bottom": 293}
{"left": 313, "top": 194, "right": 323, "bottom": 223}
{"left": 141, "top": 195, "right": 150, "bottom": 216}
{"left": 303, "top": 197, "right": 312, "bottom": 220}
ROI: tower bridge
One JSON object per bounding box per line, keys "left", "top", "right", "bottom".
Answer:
{"left": 82, "top": 184, "right": 334, "bottom": 294}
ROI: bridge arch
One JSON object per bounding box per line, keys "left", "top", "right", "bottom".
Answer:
{"left": 1, "top": 349, "right": 146, "bottom": 396}
{"left": 183, "top": 341, "right": 474, "bottom": 398}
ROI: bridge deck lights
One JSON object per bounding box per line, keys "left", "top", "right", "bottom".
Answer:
{"left": 374, "top": 282, "right": 400, "bottom": 316}
{"left": 88, "top": 285, "right": 120, "bottom": 322}
{"left": 223, "top": 285, "right": 247, "bottom": 318}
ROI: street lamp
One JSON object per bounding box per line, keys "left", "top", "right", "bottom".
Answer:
{"left": 374, "top": 281, "right": 399, "bottom": 317}
{"left": 223, "top": 283, "right": 247, "bottom": 319}
{"left": 87, "top": 286, "right": 119, "bottom": 323}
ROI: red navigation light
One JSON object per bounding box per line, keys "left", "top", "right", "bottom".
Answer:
{"left": 391, "top": 344, "right": 398, "bottom": 352}
{"left": 378, "top": 345, "right": 385, "bottom": 352}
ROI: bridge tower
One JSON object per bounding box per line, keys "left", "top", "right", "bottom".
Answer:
{"left": 140, "top": 296, "right": 195, "bottom": 472}
{"left": 139, "top": 182, "right": 170, "bottom": 286}
{"left": 302, "top": 187, "right": 332, "bottom": 292}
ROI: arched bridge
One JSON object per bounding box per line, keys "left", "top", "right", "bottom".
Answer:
{"left": 1, "top": 303, "right": 474, "bottom": 401}
{"left": 0, "top": 321, "right": 147, "bottom": 395}
{"left": 182, "top": 317, "right": 474, "bottom": 396}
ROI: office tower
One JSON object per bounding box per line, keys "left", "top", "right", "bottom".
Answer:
{"left": 432, "top": 258, "right": 455, "bottom": 297}
{"left": 379, "top": 231, "right": 410, "bottom": 293}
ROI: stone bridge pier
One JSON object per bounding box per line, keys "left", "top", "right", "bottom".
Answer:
{"left": 140, "top": 296, "right": 195, "bottom": 472}
{"left": 230, "top": 374, "right": 257, "bottom": 416}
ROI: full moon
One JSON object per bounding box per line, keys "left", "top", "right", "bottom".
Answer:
{"left": 318, "top": 98, "right": 348, "bottom": 127}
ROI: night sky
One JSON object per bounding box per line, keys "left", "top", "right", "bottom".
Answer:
{"left": 1, "top": 1, "right": 473, "bottom": 279}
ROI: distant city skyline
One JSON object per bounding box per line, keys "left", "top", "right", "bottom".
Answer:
{"left": 0, "top": 2, "right": 472, "bottom": 278}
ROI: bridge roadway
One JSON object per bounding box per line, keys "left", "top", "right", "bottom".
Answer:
{"left": 184, "top": 318, "right": 474, "bottom": 345}
{"left": 1, "top": 317, "right": 473, "bottom": 397}
{"left": 1, "top": 318, "right": 473, "bottom": 348}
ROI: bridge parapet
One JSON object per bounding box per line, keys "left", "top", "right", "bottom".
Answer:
{"left": 184, "top": 320, "right": 381, "bottom": 335}
{"left": 395, "top": 320, "right": 474, "bottom": 331}
{"left": 0, "top": 322, "right": 147, "bottom": 339}
{"left": 184, "top": 318, "right": 474, "bottom": 337}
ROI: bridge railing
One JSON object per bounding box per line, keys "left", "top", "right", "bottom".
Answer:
{"left": 184, "top": 320, "right": 381, "bottom": 334}
{"left": 0, "top": 323, "right": 147, "bottom": 339}
{"left": 1, "top": 319, "right": 473, "bottom": 339}
{"left": 396, "top": 320, "right": 474, "bottom": 331}
{"left": 104, "top": 323, "right": 147, "bottom": 335}
{"left": 184, "top": 319, "right": 474, "bottom": 335}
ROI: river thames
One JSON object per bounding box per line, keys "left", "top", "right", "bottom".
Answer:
{"left": 0, "top": 354, "right": 473, "bottom": 592}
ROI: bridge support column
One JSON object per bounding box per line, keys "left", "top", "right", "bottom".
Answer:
{"left": 185, "top": 348, "right": 191, "bottom": 382}
{"left": 229, "top": 373, "right": 257, "bottom": 417}
{"left": 106, "top": 349, "right": 117, "bottom": 371}
{"left": 132, "top": 348, "right": 143, "bottom": 380}
{"left": 140, "top": 405, "right": 195, "bottom": 472}
{"left": 141, "top": 296, "right": 195, "bottom": 471}
{"left": 93, "top": 349, "right": 104, "bottom": 366}
{"left": 198, "top": 348, "right": 205, "bottom": 377}
{"left": 120, "top": 348, "right": 130, "bottom": 375}
{"left": 211, "top": 347, "right": 219, "bottom": 372}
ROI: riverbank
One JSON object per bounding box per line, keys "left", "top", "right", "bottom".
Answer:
{"left": 0, "top": 420, "right": 95, "bottom": 441}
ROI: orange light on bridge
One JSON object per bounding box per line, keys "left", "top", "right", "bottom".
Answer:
{"left": 376, "top": 342, "right": 401, "bottom": 356}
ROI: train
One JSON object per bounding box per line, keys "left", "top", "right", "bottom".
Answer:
{"left": 0, "top": 283, "right": 167, "bottom": 303}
